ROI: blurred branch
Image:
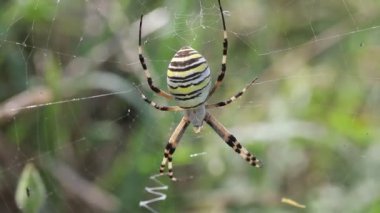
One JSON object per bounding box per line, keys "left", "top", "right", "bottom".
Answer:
{"left": 0, "top": 8, "right": 169, "bottom": 125}
{"left": 231, "top": 120, "right": 326, "bottom": 142}
{"left": 0, "top": 131, "right": 120, "bottom": 211}
{"left": 0, "top": 86, "right": 52, "bottom": 124}
{"left": 0, "top": 71, "right": 139, "bottom": 125}
{"left": 42, "top": 159, "right": 120, "bottom": 212}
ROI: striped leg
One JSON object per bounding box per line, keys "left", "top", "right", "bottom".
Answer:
{"left": 139, "top": 92, "right": 182, "bottom": 112}
{"left": 159, "top": 116, "right": 190, "bottom": 181}
{"left": 208, "top": 0, "right": 228, "bottom": 98}
{"left": 206, "top": 77, "right": 258, "bottom": 109}
{"left": 204, "top": 112, "right": 262, "bottom": 168}
{"left": 139, "top": 14, "right": 173, "bottom": 99}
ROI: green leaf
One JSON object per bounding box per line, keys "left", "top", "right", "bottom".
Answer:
{"left": 15, "top": 163, "right": 47, "bottom": 213}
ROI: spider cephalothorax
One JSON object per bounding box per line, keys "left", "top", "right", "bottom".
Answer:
{"left": 138, "top": 0, "right": 262, "bottom": 181}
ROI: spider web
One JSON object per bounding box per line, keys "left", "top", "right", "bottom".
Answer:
{"left": 0, "top": 0, "right": 380, "bottom": 212}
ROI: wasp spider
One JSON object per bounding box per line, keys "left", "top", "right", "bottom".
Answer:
{"left": 138, "top": 0, "right": 262, "bottom": 181}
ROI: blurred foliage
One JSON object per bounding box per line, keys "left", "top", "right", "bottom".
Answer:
{"left": 0, "top": 0, "right": 380, "bottom": 212}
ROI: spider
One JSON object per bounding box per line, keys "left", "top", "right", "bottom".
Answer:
{"left": 137, "top": 0, "right": 262, "bottom": 181}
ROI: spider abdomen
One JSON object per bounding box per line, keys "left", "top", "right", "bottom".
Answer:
{"left": 167, "top": 46, "right": 211, "bottom": 109}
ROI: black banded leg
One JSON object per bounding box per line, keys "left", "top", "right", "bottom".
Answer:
{"left": 139, "top": 91, "right": 182, "bottom": 112}
{"left": 208, "top": 0, "right": 228, "bottom": 98}
{"left": 139, "top": 14, "right": 173, "bottom": 100}
{"left": 160, "top": 116, "right": 190, "bottom": 181}
{"left": 204, "top": 112, "right": 262, "bottom": 167}
{"left": 206, "top": 77, "right": 258, "bottom": 109}
{"left": 135, "top": 84, "right": 182, "bottom": 111}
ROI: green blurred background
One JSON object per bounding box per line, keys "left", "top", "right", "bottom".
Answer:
{"left": 0, "top": 0, "right": 380, "bottom": 212}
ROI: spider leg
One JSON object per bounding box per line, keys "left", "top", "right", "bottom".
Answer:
{"left": 206, "top": 77, "right": 258, "bottom": 109}
{"left": 160, "top": 116, "right": 190, "bottom": 181}
{"left": 204, "top": 112, "right": 262, "bottom": 168}
{"left": 138, "top": 89, "right": 183, "bottom": 111}
{"left": 139, "top": 14, "right": 173, "bottom": 100}
{"left": 208, "top": 0, "right": 228, "bottom": 98}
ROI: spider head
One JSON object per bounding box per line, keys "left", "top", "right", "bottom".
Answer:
{"left": 185, "top": 105, "right": 206, "bottom": 133}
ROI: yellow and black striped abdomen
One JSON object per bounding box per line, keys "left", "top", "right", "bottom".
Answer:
{"left": 167, "top": 46, "right": 211, "bottom": 109}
